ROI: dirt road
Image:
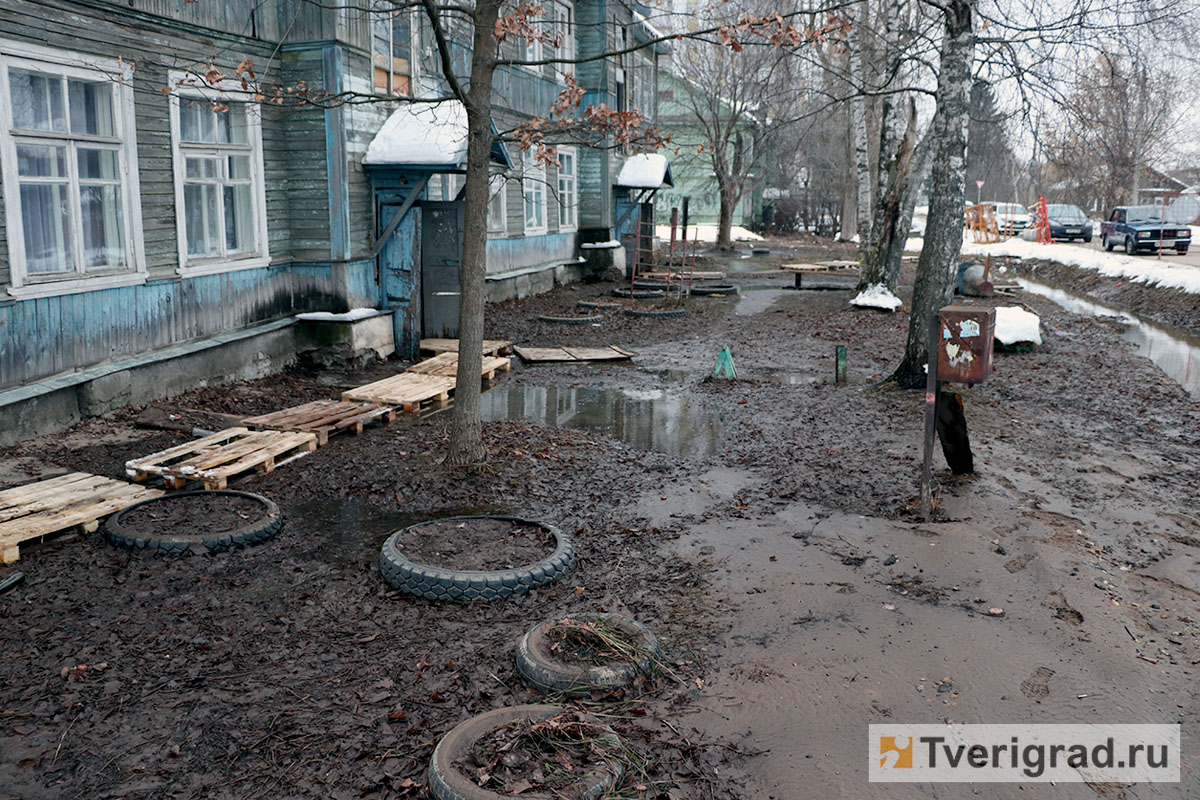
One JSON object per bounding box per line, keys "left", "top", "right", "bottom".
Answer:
{"left": 1, "top": 239, "right": 1197, "bottom": 798}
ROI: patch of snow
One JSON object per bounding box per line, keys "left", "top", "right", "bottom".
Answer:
{"left": 581, "top": 240, "right": 622, "bottom": 249}
{"left": 850, "top": 283, "right": 902, "bottom": 311}
{"left": 653, "top": 224, "right": 763, "bottom": 242}
{"left": 615, "top": 153, "right": 671, "bottom": 188}
{"left": 363, "top": 101, "right": 467, "bottom": 167}
{"left": 297, "top": 308, "right": 384, "bottom": 322}
{"left": 993, "top": 306, "right": 1042, "bottom": 345}
{"left": 961, "top": 237, "right": 1200, "bottom": 295}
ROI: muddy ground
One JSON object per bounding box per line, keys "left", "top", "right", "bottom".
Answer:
{"left": 1, "top": 236, "right": 1198, "bottom": 799}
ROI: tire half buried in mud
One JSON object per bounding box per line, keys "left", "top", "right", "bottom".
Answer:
{"left": 428, "top": 704, "right": 623, "bottom": 800}
{"left": 623, "top": 307, "right": 685, "bottom": 318}
{"left": 104, "top": 490, "right": 281, "bottom": 555}
{"left": 380, "top": 515, "right": 574, "bottom": 602}
{"left": 515, "top": 612, "right": 662, "bottom": 695}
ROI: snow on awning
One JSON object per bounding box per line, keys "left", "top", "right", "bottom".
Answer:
{"left": 363, "top": 100, "right": 512, "bottom": 169}
{"left": 614, "top": 153, "right": 673, "bottom": 189}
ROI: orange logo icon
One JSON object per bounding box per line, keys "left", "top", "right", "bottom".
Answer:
{"left": 880, "top": 736, "right": 913, "bottom": 768}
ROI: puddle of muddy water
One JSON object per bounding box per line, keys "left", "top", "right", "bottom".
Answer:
{"left": 478, "top": 384, "right": 722, "bottom": 458}
{"left": 1019, "top": 278, "right": 1200, "bottom": 397}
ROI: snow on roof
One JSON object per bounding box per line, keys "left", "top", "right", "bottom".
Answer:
{"left": 364, "top": 101, "right": 469, "bottom": 167}
{"left": 615, "top": 153, "right": 674, "bottom": 188}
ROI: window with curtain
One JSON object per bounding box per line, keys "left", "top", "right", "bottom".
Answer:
{"left": 0, "top": 45, "right": 143, "bottom": 292}
{"left": 556, "top": 147, "right": 577, "bottom": 230}
{"left": 488, "top": 173, "right": 508, "bottom": 235}
{"left": 523, "top": 154, "right": 547, "bottom": 235}
{"left": 170, "top": 74, "right": 268, "bottom": 273}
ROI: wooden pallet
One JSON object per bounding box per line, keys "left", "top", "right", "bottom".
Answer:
{"left": 514, "top": 345, "right": 635, "bottom": 363}
{"left": 241, "top": 400, "right": 396, "bottom": 445}
{"left": 642, "top": 270, "right": 726, "bottom": 280}
{"left": 419, "top": 338, "right": 512, "bottom": 357}
{"left": 342, "top": 373, "right": 457, "bottom": 412}
{"left": 126, "top": 428, "right": 318, "bottom": 490}
{"left": 0, "top": 473, "right": 163, "bottom": 563}
{"left": 408, "top": 352, "right": 512, "bottom": 380}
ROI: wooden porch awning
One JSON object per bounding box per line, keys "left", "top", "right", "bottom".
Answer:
{"left": 363, "top": 100, "right": 512, "bottom": 169}
{"left": 614, "top": 153, "right": 673, "bottom": 189}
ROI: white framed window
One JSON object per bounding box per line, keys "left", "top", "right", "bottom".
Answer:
{"left": 169, "top": 70, "right": 269, "bottom": 275}
{"left": 0, "top": 39, "right": 145, "bottom": 299}
{"left": 523, "top": 153, "right": 547, "bottom": 235}
{"left": 556, "top": 146, "right": 577, "bottom": 231}
{"left": 487, "top": 173, "right": 508, "bottom": 235}
{"left": 553, "top": 3, "right": 574, "bottom": 82}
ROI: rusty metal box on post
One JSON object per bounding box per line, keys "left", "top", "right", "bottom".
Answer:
{"left": 936, "top": 306, "right": 995, "bottom": 384}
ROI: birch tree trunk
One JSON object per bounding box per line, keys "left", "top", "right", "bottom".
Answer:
{"left": 445, "top": 0, "right": 500, "bottom": 466}
{"left": 884, "top": 132, "right": 931, "bottom": 289}
{"left": 849, "top": 2, "right": 873, "bottom": 256}
{"left": 890, "top": 0, "right": 974, "bottom": 389}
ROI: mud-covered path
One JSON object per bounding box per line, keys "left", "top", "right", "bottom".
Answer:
{"left": 1, "top": 241, "right": 1197, "bottom": 798}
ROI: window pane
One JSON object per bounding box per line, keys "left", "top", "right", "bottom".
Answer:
{"left": 184, "top": 183, "right": 221, "bottom": 256}
{"left": 227, "top": 155, "right": 251, "bottom": 181}
{"left": 10, "top": 69, "right": 66, "bottom": 132}
{"left": 185, "top": 157, "right": 220, "bottom": 179}
{"left": 180, "top": 101, "right": 216, "bottom": 143}
{"left": 16, "top": 143, "right": 67, "bottom": 178}
{"left": 19, "top": 183, "right": 73, "bottom": 273}
{"left": 216, "top": 104, "right": 248, "bottom": 144}
{"left": 224, "top": 183, "right": 253, "bottom": 253}
{"left": 78, "top": 148, "right": 120, "bottom": 181}
{"left": 68, "top": 80, "right": 115, "bottom": 136}
{"left": 80, "top": 184, "right": 125, "bottom": 269}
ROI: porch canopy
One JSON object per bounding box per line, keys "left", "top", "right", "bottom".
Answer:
{"left": 363, "top": 100, "right": 512, "bottom": 169}
{"left": 614, "top": 153, "right": 673, "bottom": 189}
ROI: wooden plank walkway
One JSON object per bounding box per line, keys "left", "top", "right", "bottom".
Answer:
{"left": 642, "top": 270, "right": 726, "bottom": 280}
{"left": 419, "top": 338, "right": 512, "bottom": 357}
{"left": 514, "top": 345, "right": 635, "bottom": 363}
{"left": 242, "top": 400, "right": 396, "bottom": 445}
{"left": 126, "top": 428, "right": 318, "bottom": 490}
{"left": 408, "top": 352, "right": 512, "bottom": 380}
{"left": 342, "top": 374, "right": 456, "bottom": 413}
{"left": 0, "top": 473, "right": 163, "bottom": 563}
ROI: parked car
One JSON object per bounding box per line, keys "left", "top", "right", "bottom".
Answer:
{"left": 990, "top": 202, "right": 1032, "bottom": 234}
{"left": 1100, "top": 206, "right": 1191, "bottom": 255}
{"left": 1045, "top": 204, "right": 1092, "bottom": 242}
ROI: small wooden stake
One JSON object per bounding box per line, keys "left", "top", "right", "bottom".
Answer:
{"left": 835, "top": 346, "right": 847, "bottom": 384}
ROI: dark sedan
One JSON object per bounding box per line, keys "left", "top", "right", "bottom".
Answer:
{"left": 1101, "top": 206, "right": 1191, "bottom": 255}
{"left": 1045, "top": 204, "right": 1092, "bottom": 242}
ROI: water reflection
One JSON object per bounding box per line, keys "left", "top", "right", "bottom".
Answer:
{"left": 1019, "top": 278, "right": 1200, "bottom": 397}
{"left": 480, "top": 385, "right": 722, "bottom": 458}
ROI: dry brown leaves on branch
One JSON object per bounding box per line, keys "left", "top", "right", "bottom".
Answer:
{"left": 717, "top": 12, "right": 851, "bottom": 51}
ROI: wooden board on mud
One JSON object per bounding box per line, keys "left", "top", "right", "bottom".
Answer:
{"left": 342, "top": 373, "right": 457, "bottom": 412}
{"left": 408, "top": 352, "right": 512, "bottom": 380}
{"left": 0, "top": 473, "right": 163, "bottom": 563}
{"left": 514, "top": 345, "right": 635, "bottom": 363}
{"left": 242, "top": 400, "right": 396, "bottom": 445}
{"left": 641, "top": 270, "right": 726, "bottom": 280}
{"left": 419, "top": 338, "right": 512, "bottom": 357}
{"left": 126, "top": 428, "right": 318, "bottom": 490}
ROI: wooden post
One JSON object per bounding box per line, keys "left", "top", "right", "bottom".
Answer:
{"left": 919, "top": 314, "right": 941, "bottom": 518}
{"left": 835, "top": 346, "right": 847, "bottom": 383}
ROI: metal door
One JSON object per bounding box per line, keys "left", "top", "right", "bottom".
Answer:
{"left": 421, "top": 201, "right": 464, "bottom": 338}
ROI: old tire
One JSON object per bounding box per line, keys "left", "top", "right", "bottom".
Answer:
{"left": 380, "top": 516, "right": 574, "bottom": 602}
{"left": 536, "top": 314, "right": 603, "bottom": 325}
{"left": 623, "top": 307, "right": 685, "bottom": 318}
{"left": 689, "top": 284, "right": 739, "bottom": 297}
{"left": 611, "top": 287, "right": 664, "bottom": 299}
{"left": 631, "top": 279, "right": 670, "bottom": 290}
{"left": 104, "top": 491, "right": 281, "bottom": 555}
{"left": 515, "top": 613, "right": 662, "bottom": 695}
{"left": 428, "top": 705, "right": 623, "bottom": 800}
